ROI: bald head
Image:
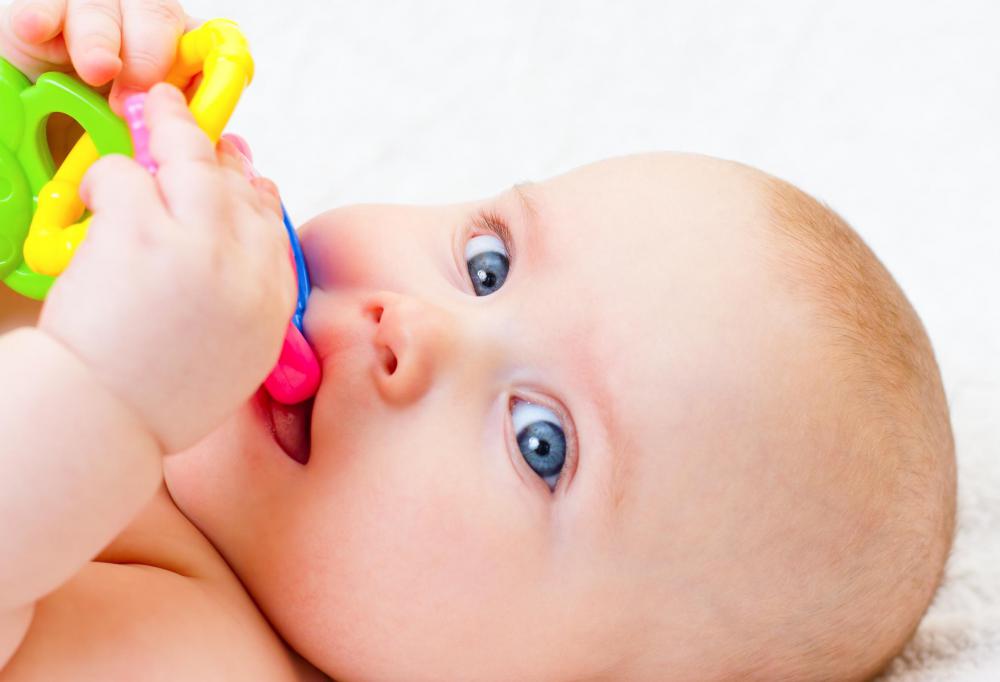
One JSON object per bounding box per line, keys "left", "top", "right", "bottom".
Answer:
{"left": 749, "top": 173, "right": 957, "bottom": 679}
{"left": 516, "top": 154, "right": 959, "bottom": 681}
{"left": 593, "top": 155, "right": 957, "bottom": 681}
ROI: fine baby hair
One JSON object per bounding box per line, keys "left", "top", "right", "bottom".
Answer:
{"left": 0, "top": 19, "right": 319, "bottom": 405}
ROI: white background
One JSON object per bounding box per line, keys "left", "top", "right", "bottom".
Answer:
{"left": 184, "top": 2, "right": 1000, "bottom": 679}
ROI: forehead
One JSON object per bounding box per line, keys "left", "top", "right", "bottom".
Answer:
{"left": 504, "top": 154, "right": 778, "bottom": 517}
{"left": 522, "top": 154, "right": 768, "bottom": 295}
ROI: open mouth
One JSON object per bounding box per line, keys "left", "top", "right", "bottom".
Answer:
{"left": 257, "top": 387, "right": 314, "bottom": 464}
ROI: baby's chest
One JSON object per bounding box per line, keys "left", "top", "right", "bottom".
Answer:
{"left": 0, "top": 487, "right": 309, "bottom": 680}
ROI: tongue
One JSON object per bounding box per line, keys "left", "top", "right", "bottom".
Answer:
{"left": 270, "top": 398, "right": 313, "bottom": 464}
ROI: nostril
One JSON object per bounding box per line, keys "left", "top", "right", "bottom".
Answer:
{"left": 366, "top": 305, "right": 384, "bottom": 323}
{"left": 378, "top": 345, "right": 398, "bottom": 375}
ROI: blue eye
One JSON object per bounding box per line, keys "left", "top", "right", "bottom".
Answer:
{"left": 465, "top": 234, "right": 509, "bottom": 296}
{"left": 511, "top": 400, "right": 567, "bottom": 489}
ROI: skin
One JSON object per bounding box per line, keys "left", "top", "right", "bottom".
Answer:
{"left": 0, "top": 3, "right": 924, "bottom": 679}
{"left": 163, "top": 153, "right": 861, "bottom": 681}
{"left": 1, "top": 0, "right": 188, "bottom": 113}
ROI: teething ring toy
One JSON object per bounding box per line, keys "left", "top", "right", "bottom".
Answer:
{"left": 2, "top": 20, "right": 320, "bottom": 406}
{"left": 123, "top": 93, "right": 320, "bottom": 404}
{"left": 20, "top": 19, "right": 254, "bottom": 284}
{"left": 0, "top": 60, "right": 132, "bottom": 299}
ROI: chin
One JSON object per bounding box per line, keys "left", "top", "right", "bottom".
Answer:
{"left": 163, "top": 391, "right": 314, "bottom": 558}
{"left": 162, "top": 398, "right": 260, "bottom": 538}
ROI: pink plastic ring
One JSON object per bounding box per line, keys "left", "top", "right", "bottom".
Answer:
{"left": 124, "top": 93, "right": 157, "bottom": 174}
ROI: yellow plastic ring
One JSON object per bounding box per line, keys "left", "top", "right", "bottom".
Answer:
{"left": 23, "top": 18, "right": 253, "bottom": 276}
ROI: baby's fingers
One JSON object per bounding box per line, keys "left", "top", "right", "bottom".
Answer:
{"left": 109, "top": 0, "right": 185, "bottom": 113}
{"left": 9, "top": 0, "right": 65, "bottom": 43}
{"left": 144, "top": 83, "right": 227, "bottom": 226}
{"left": 64, "top": 0, "right": 122, "bottom": 86}
{"left": 250, "top": 176, "right": 283, "bottom": 221}
{"left": 79, "top": 153, "right": 163, "bottom": 222}
{"left": 217, "top": 135, "right": 282, "bottom": 220}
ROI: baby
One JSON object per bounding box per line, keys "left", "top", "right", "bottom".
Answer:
{"left": 0, "top": 2, "right": 956, "bottom": 681}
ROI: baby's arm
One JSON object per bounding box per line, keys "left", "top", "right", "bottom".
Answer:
{"left": 0, "top": 84, "right": 294, "bottom": 668}
{"left": 0, "top": 1, "right": 292, "bottom": 664}
{"left": 0, "top": 2, "right": 188, "bottom": 661}
{"left": 0, "top": 328, "right": 162, "bottom": 666}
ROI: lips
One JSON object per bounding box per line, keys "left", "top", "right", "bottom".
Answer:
{"left": 256, "top": 387, "right": 314, "bottom": 464}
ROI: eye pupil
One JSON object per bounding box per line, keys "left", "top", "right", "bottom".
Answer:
{"left": 466, "top": 248, "right": 509, "bottom": 296}
{"left": 527, "top": 435, "right": 549, "bottom": 456}
{"left": 477, "top": 269, "right": 496, "bottom": 287}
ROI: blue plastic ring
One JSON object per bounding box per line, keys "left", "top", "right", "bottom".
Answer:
{"left": 281, "top": 202, "right": 310, "bottom": 333}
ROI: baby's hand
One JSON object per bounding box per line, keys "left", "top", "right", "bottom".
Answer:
{"left": 39, "top": 84, "right": 296, "bottom": 453}
{"left": 0, "top": 0, "right": 188, "bottom": 112}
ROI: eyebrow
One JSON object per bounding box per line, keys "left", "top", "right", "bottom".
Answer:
{"left": 510, "top": 182, "right": 544, "bottom": 261}
{"left": 512, "top": 181, "right": 541, "bottom": 222}
{"left": 509, "top": 182, "right": 632, "bottom": 515}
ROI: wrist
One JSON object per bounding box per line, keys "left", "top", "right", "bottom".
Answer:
{"left": 10, "top": 327, "right": 165, "bottom": 456}
{"left": 0, "top": 327, "right": 164, "bottom": 611}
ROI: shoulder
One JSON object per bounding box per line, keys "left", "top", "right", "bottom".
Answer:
{"left": 1, "top": 561, "right": 307, "bottom": 680}
{"left": 1, "top": 486, "right": 316, "bottom": 681}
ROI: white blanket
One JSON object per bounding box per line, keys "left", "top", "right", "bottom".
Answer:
{"left": 186, "top": 1, "right": 1000, "bottom": 678}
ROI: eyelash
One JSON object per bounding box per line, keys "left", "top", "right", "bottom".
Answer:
{"left": 469, "top": 209, "right": 515, "bottom": 262}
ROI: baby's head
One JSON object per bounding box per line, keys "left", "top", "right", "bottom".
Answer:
{"left": 164, "top": 153, "right": 956, "bottom": 681}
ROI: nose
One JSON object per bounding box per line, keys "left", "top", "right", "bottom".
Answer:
{"left": 367, "top": 291, "right": 457, "bottom": 405}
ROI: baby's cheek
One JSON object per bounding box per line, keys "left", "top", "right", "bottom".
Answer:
{"left": 275, "top": 463, "right": 544, "bottom": 677}
{"left": 299, "top": 205, "right": 411, "bottom": 292}
{"left": 298, "top": 207, "right": 371, "bottom": 290}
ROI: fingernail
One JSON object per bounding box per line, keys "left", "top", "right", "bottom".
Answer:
{"left": 153, "top": 83, "right": 184, "bottom": 102}
{"left": 80, "top": 51, "right": 121, "bottom": 86}
{"left": 241, "top": 156, "right": 261, "bottom": 179}
{"left": 220, "top": 134, "right": 259, "bottom": 178}
{"left": 222, "top": 133, "right": 253, "bottom": 162}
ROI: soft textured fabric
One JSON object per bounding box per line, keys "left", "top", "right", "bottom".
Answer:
{"left": 185, "top": 1, "right": 1000, "bottom": 678}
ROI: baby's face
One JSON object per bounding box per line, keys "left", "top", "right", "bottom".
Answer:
{"left": 165, "top": 154, "right": 832, "bottom": 680}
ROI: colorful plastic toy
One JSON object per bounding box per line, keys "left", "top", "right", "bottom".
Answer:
{"left": 0, "top": 58, "right": 132, "bottom": 298}
{"left": 263, "top": 204, "right": 321, "bottom": 404}
{"left": 0, "top": 19, "right": 320, "bottom": 405}
{"left": 121, "top": 91, "right": 320, "bottom": 405}
{"left": 123, "top": 96, "right": 156, "bottom": 174}
{"left": 22, "top": 19, "right": 252, "bottom": 281}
